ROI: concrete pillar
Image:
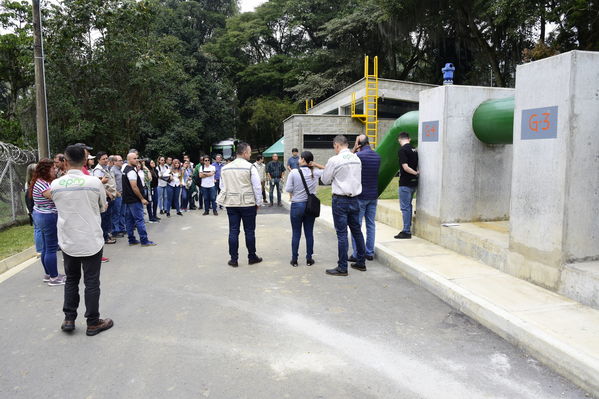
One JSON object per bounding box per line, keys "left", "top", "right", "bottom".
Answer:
{"left": 508, "top": 51, "right": 599, "bottom": 289}
{"left": 415, "top": 85, "right": 514, "bottom": 243}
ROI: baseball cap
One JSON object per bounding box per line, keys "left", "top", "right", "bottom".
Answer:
{"left": 87, "top": 155, "right": 96, "bottom": 160}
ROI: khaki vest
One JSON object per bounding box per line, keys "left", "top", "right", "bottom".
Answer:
{"left": 217, "top": 158, "right": 257, "bottom": 207}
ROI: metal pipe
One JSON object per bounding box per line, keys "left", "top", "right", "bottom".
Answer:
{"left": 375, "top": 110, "right": 419, "bottom": 195}
{"left": 472, "top": 96, "right": 514, "bottom": 144}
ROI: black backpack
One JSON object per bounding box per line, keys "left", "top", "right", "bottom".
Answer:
{"left": 298, "top": 168, "right": 320, "bottom": 218}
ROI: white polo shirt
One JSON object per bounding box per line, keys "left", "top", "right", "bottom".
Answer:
{"left": 321, "top": 148, "right": 362, "bottom": 197}
{"left": 51, "top": 169, "right": 107, "bottom": 257}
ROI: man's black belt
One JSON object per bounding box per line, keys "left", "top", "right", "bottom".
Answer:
{"left": 332, "top": 194, "right": 355, "bottom": 198}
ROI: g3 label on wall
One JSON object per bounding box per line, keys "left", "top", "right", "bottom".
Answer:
{"left": 521, "top": 106, "right": 558, "bottom": 140}
{"left": 421, "top": 121, "right": 439, "bottom": 142}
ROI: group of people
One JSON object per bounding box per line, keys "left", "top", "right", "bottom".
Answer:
{"left": 219, "top": 133, "right": 419, "bottom": 277}
{"left": 25, "top": 132, "right": 418, "bottom": 336}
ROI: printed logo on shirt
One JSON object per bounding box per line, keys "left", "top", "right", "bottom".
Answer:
{"left": 59, "top": 177, "right": 86, "bottom": 188}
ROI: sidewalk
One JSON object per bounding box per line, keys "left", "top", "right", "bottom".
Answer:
{"left": 281, "top": 195, "right": 599, "bottom": 397}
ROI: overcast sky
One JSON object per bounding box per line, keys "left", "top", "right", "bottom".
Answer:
{"left": 239, "top": 0, "right": 267, "bottom": 13}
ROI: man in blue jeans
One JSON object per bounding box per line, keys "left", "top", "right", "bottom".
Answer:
{"left": 266, "top": 153, "right": 285, "bottom": 206}
{"left": 320, "top": 135, "right": 366, "bottom": 276}
{"left": 395, "top": 132, "right": 419, "bottom": 239}
{"left": 122, "top": 153, "right": 157, "bottom": 247}
{"left": 217, "top": 142, "right": 264, "bottom": 267}
{"left": 350, "top": 135, "right": 381, "bottom": 261}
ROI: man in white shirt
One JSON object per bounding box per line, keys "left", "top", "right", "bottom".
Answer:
{"left": 199, "top": 156, "right": 218, "bottom": 215}
{"left": 319, "top": 135, "right": 366, "bottom": 276}
{"left": 156, "top": 156, "right": 170, "bottom": 214}
{"left": 217, "top": 142, "right": 263, "bottom": 267}
{"left": 51, "top": 144, "right": 114, "bottom": 336}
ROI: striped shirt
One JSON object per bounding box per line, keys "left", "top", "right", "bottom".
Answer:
{"left": 32, "top": 179, "right": 57, "bottom": 214}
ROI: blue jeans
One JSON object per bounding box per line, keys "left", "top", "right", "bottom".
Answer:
{"left": 33, "top": 218, "right": 43, "bottom": 252}
{"left": 399, "top": 186, "right": 417, "bottom": 233}
{"left": 125, "top": 202, "right": 150, "bottom": 244}
{"left": 352, "top": 199, "right": 377, "bottom": 258}
{"left": 226, "top": 206, "right": 258, "bottom": 262}
{"left": 269, "top": 178, "right": 282, "bottom": 204}
{"left": 290, "top": 201, "right": 316, "bottom": 261}
{"left": 201, "top": 186, "right": 217, "bottom": 212}
{"left": 181, "top": 187, "right": 189, "bottom": 209}
{"left": 332, "top": 196, "right": 365, "bottom": 271}
{"left": 100, "top": 199, "right": 113, "bottom": 241}
{"left": 165, "top": 185, "right": 181, "bottom": 214}
{"left": 157, "top": 185, "right": 167, "bottom": 211}
{"left": 32, "top": 211, "right": 59, "bottom": 277}
{"left": 111, "top": 196, "right": 126, "bottom": 234}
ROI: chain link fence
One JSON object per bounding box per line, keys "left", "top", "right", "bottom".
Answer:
{"left": 0, "top": 142, "right": 38, "bottom": 229}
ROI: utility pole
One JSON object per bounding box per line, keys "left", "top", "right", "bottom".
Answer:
{"left": 32, "top": 0, "right": 50, "bottom": 159}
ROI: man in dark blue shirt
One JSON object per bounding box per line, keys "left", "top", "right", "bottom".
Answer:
{"left": 287, "top": 148, "right": 300, "bottom": 171}
{"left": 350, "top": 135, "right": 381, "bottom": 263}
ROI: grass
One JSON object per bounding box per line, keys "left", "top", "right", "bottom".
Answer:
{"left": 0, "top": 224, "right": 34, "bottom": 261}
{"left": 316, "top": 177, "right": 399, "bottom": 206}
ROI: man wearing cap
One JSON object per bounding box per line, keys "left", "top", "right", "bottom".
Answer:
{"left": 317, "top": 135, "right": 366, "bottom": 276}
{"left": 51, "top": 144, "right": 113, "bottom": 336}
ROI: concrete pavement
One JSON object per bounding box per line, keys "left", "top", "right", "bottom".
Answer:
{"left": 290, "top": 197, "right": 598, "bottom": 398}
{"left": 0, "top": 206, "right": 590, "bottom": 398}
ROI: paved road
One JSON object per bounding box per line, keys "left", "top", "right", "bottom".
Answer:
{"left": 0, "top": 207, "right": 590, "bottom": 398}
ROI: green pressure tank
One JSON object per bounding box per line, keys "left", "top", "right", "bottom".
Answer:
{"left": 375, "top": 110, "right": 419, "bottom": 196}
{"left": 472, "top": 96, "right": 515, "bottom": 144}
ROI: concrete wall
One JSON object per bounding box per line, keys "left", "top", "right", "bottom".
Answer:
{"left": 508, "top": 50, "right": 599, "bottom": 290}
{"left": 308, "top": 78, "right": 435, "bottom": 115}
{"left": 415, "top": 85, "right": 515, "bottom": 243}
{"left": 283, "top": 115, "right": 397, "bottom": 163}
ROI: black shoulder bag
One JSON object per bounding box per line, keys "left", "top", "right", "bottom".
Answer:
{"left": 298, "top": 168, "right": 320, "bottom": 218}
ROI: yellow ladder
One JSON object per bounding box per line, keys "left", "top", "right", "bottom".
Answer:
{"left": 351, "top": 56, "right": 379, "bottom": 147}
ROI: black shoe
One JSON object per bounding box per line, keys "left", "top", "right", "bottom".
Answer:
{"left": 307, "top": 258, "right": 315, "bottom": 266}
{"left": 176, "top": 212, "right": 183, "bottom": 216}
{"left": 228, "top": 260, "right": 238, "bottom": 267}
{"left": 159, "top": 210, "right": 164, "bottom": 214}
{"left": 61, "top": 319, "right": 75, "bottom": 332}
{"left": 155, "top": 216, "right": 161, "bottom": 221}
{"left": 203, "top": 211, "right": 209, "bottom": 215}
{"left": 365, "top": 255, "right": 374, "bottom": 261}
{"left": 348, "top": 255, "right": 358, "bottom": 262}
{"left": 166, "top": 213, "right": 171, "bottom": 218}
{"left": 394, "top": 231, "right": 412, "bottom": 239}
{"left": 86, "top": 318, "right": 114, "bottom": 336}
{"left": 290, "top": 259, "right": 298, "bottom": 267}
{"left": 326, "top": 268, "right": 348, "bottom": 276}
{"left": 248, "top": 257, "right": 263, "bottom": 265}
{"left": 213, "top": 210, "right": 218, "bottom": 216}
{"left": 351, "top": 263, "right": 367, "bottom": 272}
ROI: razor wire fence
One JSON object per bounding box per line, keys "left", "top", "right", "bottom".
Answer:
{"left": 0, "top": 142, "right": 38, "bottom": 229}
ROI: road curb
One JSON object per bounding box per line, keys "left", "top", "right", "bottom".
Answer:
{"left": 0, "top": 246, "right": 36, "bottom": 275}
{"left": 281, "top": 196, "right": 599, "bottom": 397}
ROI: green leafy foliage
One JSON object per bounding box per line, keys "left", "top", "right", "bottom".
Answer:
{"left": 0, "top": 0, "right": 595, "bottom": 156}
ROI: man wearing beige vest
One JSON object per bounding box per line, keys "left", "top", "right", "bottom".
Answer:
{"left": 217, "top": 142, "right": 263, "bottom": 267}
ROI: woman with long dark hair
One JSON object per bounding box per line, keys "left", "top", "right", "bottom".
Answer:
{"left": 147, "top": 159, "right": 160, "bottom": 222}
{"left": 29, "top": 158, "right": 65, "bottom": 285}
{"left": 165, "top": 158, "right": 183, "bottom": 217}
{"left": 284, "top": 151, "right": 323, "bottom": 266}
